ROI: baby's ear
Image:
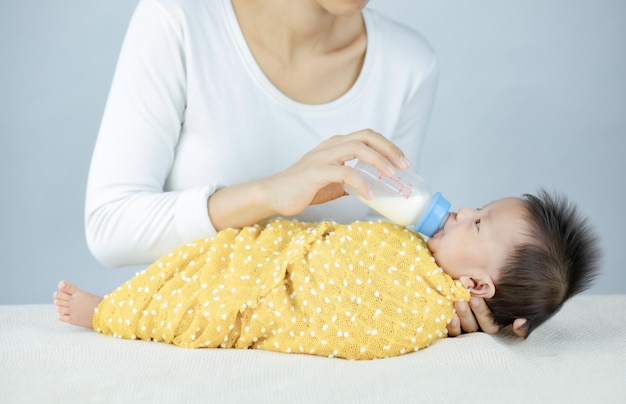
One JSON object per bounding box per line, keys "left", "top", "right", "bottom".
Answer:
{"left": 459, "top": 275, "right": 495, "bottom": 299}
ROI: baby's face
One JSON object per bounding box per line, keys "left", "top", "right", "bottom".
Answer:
{"left": 427, "top": 198, "right": 530, "bottom": 282}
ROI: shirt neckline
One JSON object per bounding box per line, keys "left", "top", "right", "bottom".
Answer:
{"left": 221, "top": 0, "right": 377, "bottom": 113}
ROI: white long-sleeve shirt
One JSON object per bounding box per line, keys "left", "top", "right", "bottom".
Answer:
{"left": 86, "top": 0, "right": 438, "bottom": 268}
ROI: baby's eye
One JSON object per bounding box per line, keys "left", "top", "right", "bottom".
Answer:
{"left": 475, "top": 219, "right": 481, "bottom": 231}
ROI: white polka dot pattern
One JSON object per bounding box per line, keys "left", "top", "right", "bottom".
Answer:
{"left": 93, "top": 220, "right": 470, "bottom": 359}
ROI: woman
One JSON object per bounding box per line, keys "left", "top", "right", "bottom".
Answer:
{"left": 85, "top": 0, "right": 501, "bottom": 336}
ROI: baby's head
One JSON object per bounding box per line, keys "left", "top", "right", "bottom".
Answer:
{"left": 427, "top": 190, "right": 600, "bottom": 338}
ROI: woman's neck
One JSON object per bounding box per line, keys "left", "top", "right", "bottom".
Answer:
{"left": 231, "top": 0, "right": 367, "bottom": 104}
{"left": 232, "top": 0, "right": 364, "bottom": 63}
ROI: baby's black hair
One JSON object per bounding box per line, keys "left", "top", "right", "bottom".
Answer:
{"left": 486, "top": 190, "right": 601, "bottom": 338}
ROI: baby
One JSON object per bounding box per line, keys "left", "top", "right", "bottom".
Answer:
{"left": 54, "top": 190, "right": 599, "bottom": 359}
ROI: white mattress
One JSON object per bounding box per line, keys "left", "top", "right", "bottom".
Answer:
{"left": 1, "top": 295, "right": 625, "bottom": 403}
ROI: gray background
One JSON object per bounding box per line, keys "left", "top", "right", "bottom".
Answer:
{"left": 1, "top": 0, "right": 624, "bottom": 304}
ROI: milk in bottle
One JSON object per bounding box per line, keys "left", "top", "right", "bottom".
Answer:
{"left": 343, "top": 160, "right": 450, "bottom": 236}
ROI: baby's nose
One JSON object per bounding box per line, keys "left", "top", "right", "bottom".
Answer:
{"left": 456, "top": 207, "right": 471, "bottom": 221}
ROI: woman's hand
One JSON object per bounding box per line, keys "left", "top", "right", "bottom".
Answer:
{"left": 264, "top": 128, "right": 411, "bottom": 216}
{"left": 447, "top": 297, "right": 528, "bottom": 338}
{"left": 208, "top": 129, "right": 410, "bottom": 231}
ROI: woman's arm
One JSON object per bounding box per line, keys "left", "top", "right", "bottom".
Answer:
{"left": 207, "top": 129, "right": 412, "bottom": 231}
{"left": 85, "top": 1, "right": 205, "bottom": 267}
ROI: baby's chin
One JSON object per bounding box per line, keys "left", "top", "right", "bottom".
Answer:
{"left": 426, "top": 234, "right": 439, "bottom": 251}
{"left": 426, "top": 242, "right": 443, "bottom": 268}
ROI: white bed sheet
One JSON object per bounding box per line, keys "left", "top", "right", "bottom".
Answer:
{"left": 1, "top": 295, "right": 625, "bottom": 403}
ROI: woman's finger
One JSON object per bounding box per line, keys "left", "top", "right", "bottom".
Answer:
{"left": 455, "top": 300, "right": 480, "bottom": 333}
{"left": 446, "top": 316, "right": 462, "bottom": 337}
{"left": 320, "top": 129, "right": 411, "bottom": 171}
{"left": 511, "top": 318, "right": 529, "bottom": 338}
{"left": 347, "top": 129, "right": 411, "bottom": 170}
{"left": 469, "top": 297, "right": 500, "bottom": 335}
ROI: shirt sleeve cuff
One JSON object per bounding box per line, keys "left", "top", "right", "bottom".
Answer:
{"left": 174, "top": 185, "right": 219, "bottom": 242}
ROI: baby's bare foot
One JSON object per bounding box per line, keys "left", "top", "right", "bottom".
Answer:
{"left": 53, "top": 281, "right": 103, "bottom": 329}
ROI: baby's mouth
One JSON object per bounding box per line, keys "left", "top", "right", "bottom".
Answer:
{"left": 432, "top": 212, "right": 455, "bottom": 237}
{"left": 430, "top": 228, "right": 444, "bottom": 238}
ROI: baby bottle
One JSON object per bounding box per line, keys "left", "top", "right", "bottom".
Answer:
{"left": 343, "top": 160, "right": 450, "bottom": 236}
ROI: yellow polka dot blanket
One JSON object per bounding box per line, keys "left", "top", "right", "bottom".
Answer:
{"left": 93, "top": 219, "right": 470, "bottom": 360}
